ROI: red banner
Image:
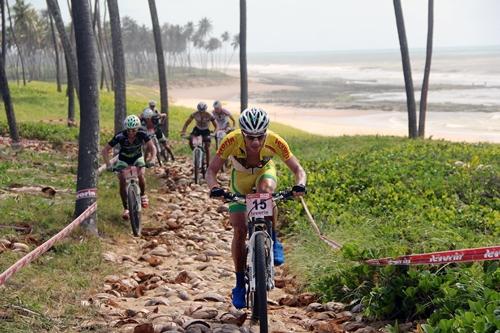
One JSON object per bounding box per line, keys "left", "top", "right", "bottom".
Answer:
{"left": 365, "top": 245, "right": 500, "bottom": 266}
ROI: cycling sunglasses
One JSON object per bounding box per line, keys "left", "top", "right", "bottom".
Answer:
{"left": 243, "top": 132, "right": 267, "bottom": 140}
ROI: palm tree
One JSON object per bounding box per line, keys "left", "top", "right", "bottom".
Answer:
{"left": 148, "top": 0, "right": 169, "bottom": 136}
{"left": 46, "top": 0, "right": 79, "bottom": 94}
{"left": 48, "top": 13, "right": 61, "bottom": 92}
{"left": 205, "top": 37, "right": 221, "bottom": 70}
{"left": 183, "top": 21, "right": 194, "bottom": 69}
{"left": 221, "top": 31, "right": 229, "bottom": 70}
{"left": 71, "top": 0, "right": 99, "bottom": 233}
{"left": 6, "top": 0, "right": 25, "bottom": 85}
{"left": 0, "top": 45, "right": 20, "bottom": 143}
{"left": 107, "top": 0, "right": 126, "bottom": 134}
{"left": 239, "top": 0, "right": 248, "bottom": 112}
{"left": 1, "top": 0, "right": 6, "bottom": 65}
{"left": 418, "top": 0, "right": 433, "bottom": 138}
{"left": 393, "top": 0, "right": 417, "bottom": 138}
{"left": 227, "top": 33, "right": 239, "bottom": 67}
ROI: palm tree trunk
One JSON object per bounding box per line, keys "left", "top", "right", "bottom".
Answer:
{"left": 418, "top": 0, "right": 433, "bottom": 138}
{"left": 46, "top": 0, "right": 79, "bottom": 95}
{"left": 6, "top": 0, "right": 25, "bottom": 86}
{"left": 66, "top": 58, "right": 75, "bottom": 126}
{"left": 71, "top": 0, "right": 99, "bottom": 234}
{"left": 239, "top": 0, "right": 248, "bottom": 112}
{"left": 49, "top": 14, "right": 62, "bottom": 92}
{"left": 1, "top": 0, "right": 6, "bottom": 66}
{"left": 92, "top": 0, "right": 110, "bottom": 92}
{"left": 0, "top": 52, "right": 19, "bottom": 142}
{"left": 99, "top": 2, "right": 114, "bottom": 90}
{"left": 148, "top": 0, "right": 169, "bottom": 136}
{"left": 393, "top": 0, "right": 417, "bottom": 138}
{"left": 107, "top": 0, "right": 126, "bottom": 134}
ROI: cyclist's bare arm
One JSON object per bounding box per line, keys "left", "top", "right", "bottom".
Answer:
{"left": 211, "top": 119, "right": 218, "bottom": 131}
{"left": 284, "top": 156, "right": 307, "bottom": 195}
{"left": 144, "top": 140, "right": 156, "bottom": 162}
{"left": 102, "top": 144, "right": 113, "bottom": 168}
{"left": 207, "top": 154, "right": 225, "bottom": 189}
{"left": 181, "top": 114, "right": 194, "bottom": 134}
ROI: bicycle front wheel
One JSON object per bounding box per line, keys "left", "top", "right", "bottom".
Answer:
{"left": 252, "top": 233, "right": 269, "bottom": 333}
{"left": 127, "top": 185, "right": 141, "bottom": 237}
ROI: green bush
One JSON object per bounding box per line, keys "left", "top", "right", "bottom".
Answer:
{"left": 278, "top": 136, "right": 500, "bottom": 330}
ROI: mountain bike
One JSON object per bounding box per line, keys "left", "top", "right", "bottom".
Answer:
{"left": 147, "top": 129, "right": 174, "bottom": 166}
{"left": 183, "top": 134, "right": 207, "bottom": 184}
{"left": 223, "top": 190, "right": 293, "bottom": 333}
{"left": 114, "top": 164, "right": 153, "bottom": 237}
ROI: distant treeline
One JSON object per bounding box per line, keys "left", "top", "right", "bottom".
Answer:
{"left": 1, "top": 0, "right": 239, "bottom": 86}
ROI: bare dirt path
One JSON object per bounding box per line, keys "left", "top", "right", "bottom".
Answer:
{"left": 81, "top": 157, "right": 378, "bottom": 333}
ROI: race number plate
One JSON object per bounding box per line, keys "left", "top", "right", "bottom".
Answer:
{"left": 246, "top": 193, "right": 273, "bottom": 218}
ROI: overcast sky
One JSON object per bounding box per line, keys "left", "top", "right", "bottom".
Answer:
{"left": 31, "top": 0, "right": 500, "bottom": 53}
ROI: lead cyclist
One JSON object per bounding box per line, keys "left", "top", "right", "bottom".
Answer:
{"left": 206, "top": 107, "right": 307, "bottom": 309}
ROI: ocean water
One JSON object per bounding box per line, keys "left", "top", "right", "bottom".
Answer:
{"left": 230, "top": 47, "right": 500, "bottom": 142}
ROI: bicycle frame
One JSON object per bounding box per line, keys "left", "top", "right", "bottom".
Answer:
{"left": 122, "top": 166, "right": 142, "bottom": 213}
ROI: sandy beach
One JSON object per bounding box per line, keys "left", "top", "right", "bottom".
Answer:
{"left": 170, "top": 80, "right": 500, "bottom": 144}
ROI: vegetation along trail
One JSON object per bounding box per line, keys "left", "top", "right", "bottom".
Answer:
{"left": 84, "top": 156, "right": 382, "bottom": 333}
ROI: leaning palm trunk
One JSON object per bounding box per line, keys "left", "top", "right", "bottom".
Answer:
{"left": 107, "top": 0, "right": 127, "bottom": 134}
{"left": 0, "top": 53, "right": 19, "bottom": 143}
{"left": 1, "top": 0, "right": 6, "bottom": 65}
{"left": 71, "top": 0, "right": 99, "bottom": 234}
{"left": 239, "top": 0, "right": 248, "bottom": 112}
{"left": 418, "top": 0, "right": 434, "bottom": 138}
{"left": 148, "top": 0, "right": 169, "bottom": 136}
{"left": 46, "top": 0, "right": 79, "bottom": 96}
{"left": 393, "top": 0, "right": 417, "bottom": 138}
{"left": 49, "top": 14, "right": 62, "bottom": 92}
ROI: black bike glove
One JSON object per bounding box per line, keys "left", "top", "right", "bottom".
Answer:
{"left": 292, "top": 184, "right": 307, "bottom": 194}
{"left": 210, "top": 187, "right": 225, "bottom": 198}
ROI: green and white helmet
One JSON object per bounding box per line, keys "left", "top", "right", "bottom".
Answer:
{"left": 124, "top": 115, "right": 141, "bottom": 130}
{"left": 239, "top": 107, "right": 269, "bottom": 135}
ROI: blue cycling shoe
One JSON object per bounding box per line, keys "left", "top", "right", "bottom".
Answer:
{"left": 273, "top": 239, "right": 285, "bottom": 266}
{"left": 231, "top": 286, "right": 246, "bottom": 309}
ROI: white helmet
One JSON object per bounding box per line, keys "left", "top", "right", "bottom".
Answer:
{"left": 239, "top": 107, "right": 269, "bottom": 135}
{"left": 142, "top": 108, "right": 155, "bottom": 119}
{"left": 124, "top": 115, "right": 141, "bottom": 130}
{"left": 197, "top": 102, "right": 207, "bottom": 112}
{"left": 213, "top": 100, "right": 222, "bottom": 109}
{"left": 148, "top": 100, "right": 156, "bottom": 107}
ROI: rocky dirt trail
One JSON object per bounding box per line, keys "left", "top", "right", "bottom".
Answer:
{"left": 81, "top": 157, "right": 382, "bottom": 333}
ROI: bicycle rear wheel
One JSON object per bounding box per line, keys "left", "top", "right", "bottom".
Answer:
{"left": 193, "top": 148, "right": 202, "bottom": 184}
{"left": 127, "top": 185, "right": 141, "bottom": 237}
{"left": 252, "top": 233, "right": 269, "bottom": 333}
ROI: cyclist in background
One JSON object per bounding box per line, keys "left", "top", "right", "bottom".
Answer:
{"left": 102, "top": 115, "right": 156, "bottom": 220}
{"left": 206, "top": 107, "right": 307, "bottom": 309}
{"left": 140, "top": 100, "right": 174, "bottom": 161}
{"left": 181, "top": 102, "right": 217, "bottom": 168}
{"left": 212, "top": 100, "right": 235, "bottom": 133}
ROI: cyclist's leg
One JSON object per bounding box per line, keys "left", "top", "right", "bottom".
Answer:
{"left": 202, "top": 132, "right": 211, "bottom": 167}
{"left": 189, "top": 128, "right": 197, "bottom": 150}
{"left": 229, "top": 168, "right": 257, "bottom": 309}
{"left": 255, "top": 161, "right": 284, "bottom": 265}
{"left": 114, "top": 159, "right": 130, "bottom": 218}
{"left": 133, "top": 157, "right": 146, "bottom": 194}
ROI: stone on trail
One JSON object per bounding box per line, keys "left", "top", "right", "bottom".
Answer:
{"left": 193, "top": 292, "right": 225, "bottom": 302}
{"left": 12, "top": 242, "right": 29, "bottom": 252}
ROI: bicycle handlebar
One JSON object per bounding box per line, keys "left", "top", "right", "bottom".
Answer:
{"left": 221, "top": 190, "right": 294, "bottom": 203}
